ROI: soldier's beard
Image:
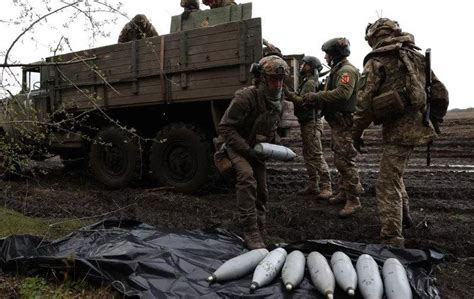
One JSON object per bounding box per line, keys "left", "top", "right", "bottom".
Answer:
{"left": 263, "top": 88, "right": 282, "bottom": 101}
{"left": 262, "top": 76, "right": 284, "bottom": 101}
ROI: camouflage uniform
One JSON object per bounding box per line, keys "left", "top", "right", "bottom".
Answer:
{"left": 203, "top": 0, "right": 237, "bottom": 8}
{"left": 305, "top": 45, "right": 363, "bottom": 217}
{"left": 118, "top": 14, "right": 158, "bottom": 43}
{"left": 287, "top": 74, "right": 331, "bottom": 196}
{"left": 218, "top": 56, "right": 289, "bottom": 249}
{"left": 353, "top": 18, "right": 449, "bottom": 246}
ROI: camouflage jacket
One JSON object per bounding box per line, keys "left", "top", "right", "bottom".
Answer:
{"left": 218, "top": 86, "right": 282, "bottom": 153}
{"left": 353, "top": 34, "right": 446, "bottom": 146}
{"left": 312, "top": 58, "right": 359, "bottom": 117}
{"left": 117, "top": 21, "right": 158, "bottom": 43}
{"left": 289, "top": 75, "right": 318, "bottom": 124}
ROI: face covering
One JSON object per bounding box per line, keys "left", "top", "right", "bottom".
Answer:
{"left": 263, "top": 75, "right": 284, "bottom": 101}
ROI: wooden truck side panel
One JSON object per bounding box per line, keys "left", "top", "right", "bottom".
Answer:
{"left": 44, "top": 18, "right": 262, "bottom": 112}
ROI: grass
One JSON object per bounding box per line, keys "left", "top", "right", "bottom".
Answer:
{"left": 0, "top": 208, "right": 117, "bottom": 298}
{"left": 19, "top": 276, "right": 116, "bottom": 299}
{"left": 0, "top": 207, "right": 89, "bottom": 239}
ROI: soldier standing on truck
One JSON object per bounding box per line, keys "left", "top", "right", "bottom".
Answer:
{"left": 304, "top": 38, "right": 364, "bottom": 218}
{"left": 218, "top": 55, "right": 290, "bottom": 249}
{"left": 118, "top": 14, "right": 158, "bottom": 43}
{"left": 180, "top": 0, "right": 200, "bottom": 19}
{"left": 284, "top": 56, "right": 332, "bottom": 199}
{"left": 203, "top": 0, "right": 237, "bottom": 9}
{"left": 352, "top": 18, "right": 449, "bottom": 247}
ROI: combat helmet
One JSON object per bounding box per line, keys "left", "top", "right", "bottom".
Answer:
{"left": 321, "top": 38, "right": 351, "bottom": 57}
{"left": 365, "top": 18, "right": 401, "bottom": 41}
{"left": 365, "top": 18, "right": 402, "bottom": 47}
{"left": 263, "top": 46, "right": 283, "bottom": 58}
{"left": 258, "top": 55, "right": 290, "bottom": 78}
{"left": 302, "top": 56, "right": 323, "bottom": 73}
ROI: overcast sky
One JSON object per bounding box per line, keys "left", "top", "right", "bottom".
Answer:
{"left": 0, "top": 0, "right": 471, "bottom": 109}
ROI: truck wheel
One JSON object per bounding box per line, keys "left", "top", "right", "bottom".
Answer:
{"left": 89, "top": 127, "right": 143, "bottom": 188}
{"left": 150, "top": 123, "right": 210, "bottom": 193}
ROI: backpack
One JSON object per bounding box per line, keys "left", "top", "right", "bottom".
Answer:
{"left": 365, "top": 45, "right": 449, "bottom": 128}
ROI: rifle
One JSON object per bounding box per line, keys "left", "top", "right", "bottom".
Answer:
{"left": 423, "top": 48, "right": 440, "bottom": 166}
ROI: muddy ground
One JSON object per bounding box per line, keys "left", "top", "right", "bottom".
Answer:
{"left": 1, "top": 110, "right": 473, "bottom": 298}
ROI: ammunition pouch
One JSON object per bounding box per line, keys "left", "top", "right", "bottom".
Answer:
{"left": 372, "top": 90, "right": 405, "bottom": 125}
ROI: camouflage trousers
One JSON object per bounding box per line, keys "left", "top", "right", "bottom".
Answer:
{"left": 300, "top": 119, "right": 331, "bottom": 188}
{"left": 327, "top": 119, "right": 362, "bottom": 197}
{"left": 376, "top": 144, "right": 413, "bottom": 244}
{"left": 227, "top": 148, "right": 268, "bottom": 227}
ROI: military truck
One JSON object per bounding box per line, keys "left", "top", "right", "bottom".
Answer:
{"left": 1, "top": 3, "right": 299, "bottom": 192}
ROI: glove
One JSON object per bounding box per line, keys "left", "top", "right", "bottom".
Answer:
{"left": 245, "top": 148, "right": 266, "bottom": 162}
{"left": 353, "top": 137, "right": 367, "bottom": 154}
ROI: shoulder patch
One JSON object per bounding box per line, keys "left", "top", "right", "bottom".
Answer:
{"left": 340, "top": 73, "right": 351, "bottom": 84}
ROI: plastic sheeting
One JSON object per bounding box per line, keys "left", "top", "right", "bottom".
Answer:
{"left": 0, "top": 219, "right": 443, "bottom": 298}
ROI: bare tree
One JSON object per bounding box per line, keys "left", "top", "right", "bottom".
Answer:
{"left": 0, "top": 0, "right": 129, "bottom": 177}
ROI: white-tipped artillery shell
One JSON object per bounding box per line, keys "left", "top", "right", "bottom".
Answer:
{"left": 281, "top": 250, "right": 305, "bottom": 291}
{"left": 307, "top": 251, "right": 335, "bottom": 299}
{"left": 250, "top": 247, "right": 288, "bottom": 291}
{"left": 356, "top": 254, "right": 383, "bottom": 299}
{"left": 253, "top": 143, "right": 297, "bottom": 161}
{"left": 207, "top": 248, "right": 269, "bottom": 283}
{"left": 382, "top": 258, "right": 413, "bottom": 299}
{"left": 331, "top": 251, "right": 358, "bottom": 296}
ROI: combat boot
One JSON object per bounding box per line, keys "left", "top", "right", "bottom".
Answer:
{"left": 316, "top": 184, "right": 333, "bottom": 200}
{"left": 402, "top": 206, "right": 413, "bottom": 229}
{"left": 298, "top": 181, "right": 318, "bottom": 195}
{"left": 338, "top": 197, "right": 362, "bottom": 218}
{"left": 242, "top": 226, "right": 266, "bottom": 249}
{"left": 240, "top": 214, "right": 266, "bottom": 249}
{"left": 328, "top": 192, "right": 346, "bottom": 204}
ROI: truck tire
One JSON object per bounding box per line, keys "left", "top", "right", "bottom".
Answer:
{"left": 89, "top": 127, "right": 143, "bottom": 188}
{"left": 150, "top": 123, "right": 210, "bottom": 193}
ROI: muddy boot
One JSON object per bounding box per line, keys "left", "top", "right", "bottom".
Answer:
{"left": 338, "top": 197, "right": 362, "bottom": 218}
{"left": 240, "top": 215, "right": 265, "bottom": 249}
{"left": 402, "top": 206, "right": 413, "bottom": 229}
{"left": 298, "top": 181, "right": 318, "bottom": 195}
{"left": 328, "top": 192, "right": 346, "bottom": 205}
{"left": 243, "top": 227, "right": 266, "bottom": 249}
{"left": 316, "top": 184, "right": 333, "bottom": 200}
{"left": 257, "top": 212, "right": 269, "bottom": 241}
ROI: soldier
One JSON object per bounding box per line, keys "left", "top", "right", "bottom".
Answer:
{"left": 304, "top": 38, "right": 363, "bottom": 218}
{"left": 181, "top": 0, "right": 200, "bottom": 19}
{"left": 218, "top": 55, "right": 289, "bottom": 249}
{"left": 181, "top": 0, "right": 200, "bottom": 11}
{"left": 117, "top": 14, "right": 158, "bottom": 43}
{"left": 203, "top": 0, "right": 237, "bottom": 9}
{"left": 284, "top": 56, "right": 332, "bottom": 199}
{"left": 262, "top": 38, "right": 283, "bottom": 58}
{"left": 353, "top": 18, "right": 448, "bottom": 247}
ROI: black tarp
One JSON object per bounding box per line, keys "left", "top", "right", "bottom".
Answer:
{"left": 0, "top": 219, "right": 443, "bottom": 298}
